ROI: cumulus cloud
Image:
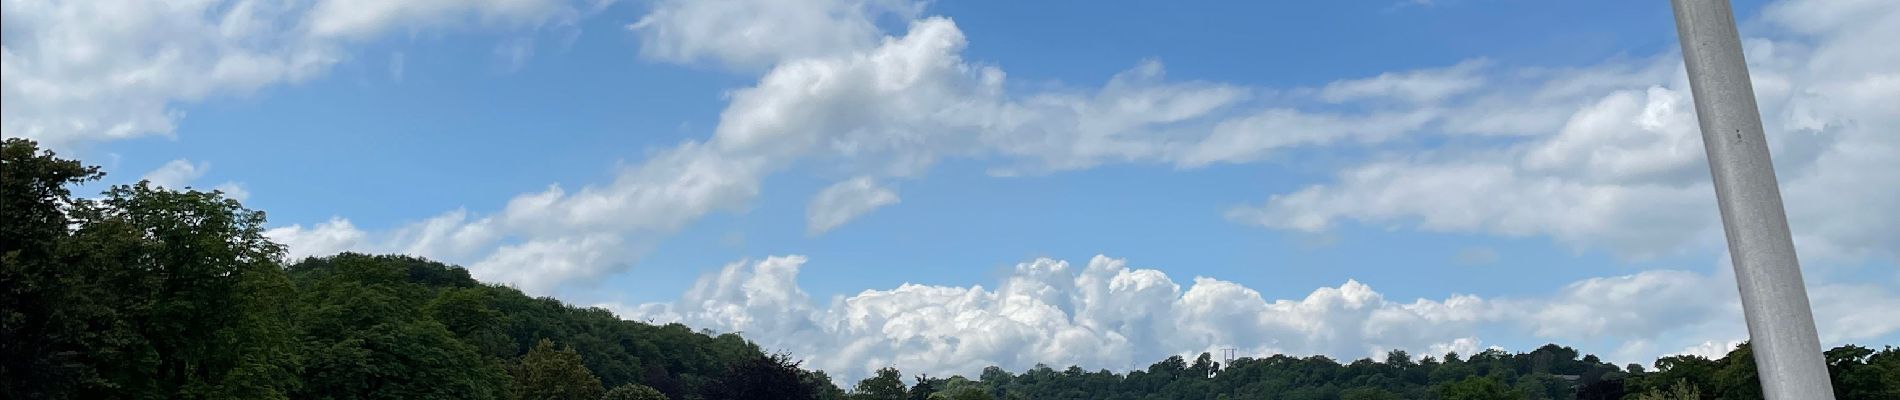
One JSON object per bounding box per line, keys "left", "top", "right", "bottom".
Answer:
{"left": 1673, "top": 340, "right": 1745, "bottom": 359}
{"left": 266, "top": 217, "right": 368, "bottom": 261}
{"left": 1234, "top": 0, "right": 1900, "bottom": 261}
{"left": 137, "top": 159, "right": 248, "bottom": 200}
{"left": 632, "top": 255, "right": 1500, "bottom": 381}
{"left": 213, "top": 182, "right": 252, "bottom": 202}
{"left": 807, "top": 177, "right": 900, "bottom": 234}
{"left": 623, "top": 254, "right": 1900, "bottom": 382}
{"left": 140, "top": 159, "right": 211, "bottom": 189}
{"left": 2, "top": 0, "right": 596, "bottom": 149}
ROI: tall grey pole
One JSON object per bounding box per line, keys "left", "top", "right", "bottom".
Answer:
{"left": 1669, "top": 0, "right": 1834, "bottom": 398}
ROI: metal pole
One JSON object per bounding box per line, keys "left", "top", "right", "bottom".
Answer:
{"left": 1669, "top": 0, "right": 1834, "bottom": 398}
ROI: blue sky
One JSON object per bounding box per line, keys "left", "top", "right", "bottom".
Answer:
{"left": 8, "top": 0, "right": 1894, "bottom": 382}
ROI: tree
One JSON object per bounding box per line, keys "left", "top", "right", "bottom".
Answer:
{"left": 293, "top": 255, "right": 508, "bottom": 400}
{"left": 428, "top": 286, "right": 516, "bottom": 358}
{"left": 64, "top": 181, "right": 300, "bottom": 399}
{"left": 853, "top": 367, "right": 909, "bottom": 400}
{"left": 1385, "top": 350, "right": 1415, "bottom": 369}
{"left": 1711, "top": 342, "right": 1760, "bottom": 400}
{"left": 1632, "top": 379, "right": 1701, "bottom": 400}
{"left": 930, "top": 389, "right": 993, "bottom": 400}
{"left": 1437, "top": 376, "right": 1525, "bottom": 400}
{"left": 603, "top": 384, "right": 667, "bottom": 400}
{"left": 1828, "top": 345, "right": 1900, "bottom": 400}
{"left": 908, "top": 374, "right": 941, "bottom": 400}
{"left": 1190, "top": 352, "right": 1222, "bottom": 378}
{"left": 1340, "top": 387, "right": 1401, "bottom": 400}
{"left": 514, "top": 339, "right": 606, "bottom": 400}
{"left": 703, "top": 353, "right": 820, "bottom": 400}
{"left": 1, "top": 138, "right": 109, "bottom": 397}
{"left": 13, "top": 153, "right": 309, "bottom": 399}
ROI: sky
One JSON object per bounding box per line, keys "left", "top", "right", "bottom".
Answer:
{"left": 5, "top": 0, "right": 1897, "bottom": 383}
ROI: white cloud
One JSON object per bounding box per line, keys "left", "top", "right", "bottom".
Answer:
{"left": 2, "top": 0, "right": 595, "bottom": 149}
{"left": 3, "top": 1, "right": 329, "bottom": 147}
{"left": 140, "top": 159, "right": 210, "bottom": 189}
{"left": 304, "top": 0, "right": 582, "bottom": 40}
{"left": 471, "top": 233, "right": 625, "bottom": 292}
{"left": 630, "top": 0, "right": 923, "bottom": 69}
{"left": 1235, "top": 0, "right": 1900, "bottom": 262}
{"left": 265, "top": 217, "right": 368, "bottom": 261}
{"left": 1228, "top": 159, "right": 1718, "bottom": 257}
{"left": 266, "top": 141, "right": 765, "bottom": 293}
{"left": 624, "top": 254, "right": 1900, "bottom": 382}
{"left": 213, "top": 182, "right": 251, "bottom": 202}
{"left": 136, "top": 158, "right": 249, "bottom": 201}
{"left": 807, "top": 177, "right": 900, "bottom": 234}
{"left": 1513, "top": 270, "right": 1734, "bottom": 340}
{"left": 1673, "top": 340, "right": 1745, "bottom": 360}
{"left": 1170, "top": 108, "right": 1437, "bottom": 168}
{"left": 1318, "top": 59, "right": 1487, "bottom": 104}
{"left": 1808, "top": 283, "right": 1900, "bottom": 342}
{"left": 1428, "top": 337, "right": 1483, "bottom": 358}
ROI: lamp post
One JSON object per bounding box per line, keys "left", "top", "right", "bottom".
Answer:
{"left": 1669, "top": 0, "right": 1835, "bottom": 398}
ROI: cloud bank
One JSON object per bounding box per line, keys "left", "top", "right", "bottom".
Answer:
{"left": 620, "top": 254, "right": 1900, "bottom": 382}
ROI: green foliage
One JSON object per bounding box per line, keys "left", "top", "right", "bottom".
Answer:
{"left": 514, "top": 339, "right": 606, "bottom": 400}
{"left": 1828, "top": 345, "right": 1900, "bottom": 400}
{"left": 293, "top": 254, "right": 508, "bottom": 399}
{"left": 703, "top": 353, "right": 822, "bottom": 400}
{"left": 851, "top": 367, "right": 909, "bottom": 400}
{"left": 3, "top": 139, "right": 298, "bottom": 399}
{"left": 602, "top": 383, "right": 667, "bottom": 400}
{"left": 929, "top": 389, "right": 993, "bottom": 400}
{"left": 1631, "top": 379, "right": 1701, "bottom": 400}
{"left": 1438, "top": 376, "right": 1525, "bottom": 400}
{"left": 1340, "top": 387, "right": 1401, "bottom": 400}
{"left": 2, "top": 138, "right": 109, "bottom": 397}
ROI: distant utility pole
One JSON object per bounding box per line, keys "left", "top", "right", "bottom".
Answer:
{"left": 1669, "top": 1, "right": 1834, "bottom": 399}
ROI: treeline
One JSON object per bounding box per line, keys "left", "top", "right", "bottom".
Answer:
{"left": 3, "top": 137, "right": 1896, "bottom": 400}
{"left": 840, "top": 342, "right": 1898, "bottom": 400}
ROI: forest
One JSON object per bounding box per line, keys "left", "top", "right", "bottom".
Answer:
{"left": 4, "top": 136, "right": 1896, "bottom": 399}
